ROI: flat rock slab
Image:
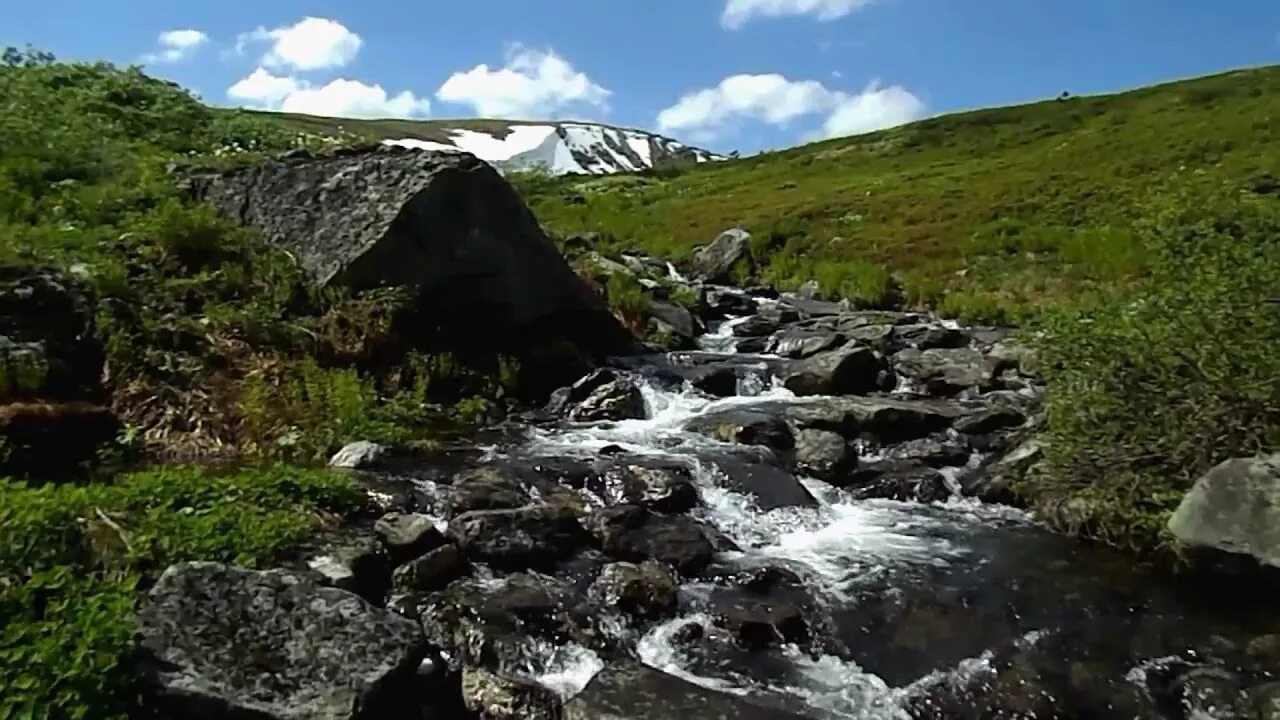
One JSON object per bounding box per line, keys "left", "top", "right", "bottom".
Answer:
{"left": 135, "top": 562, "right": 426, "bottom": 720}
{"left": 564, "top": 663, "right": 815, "bottom": 720}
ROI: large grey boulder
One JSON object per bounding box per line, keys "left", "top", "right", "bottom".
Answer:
{"left": 782, "top": 342, "right": 890, "bottom": 396}
{"left": 135, "top": 562, "right": 426, "bottom": 720}
{"left": 182, "top": 146, "right": 629, "bottom": 361}
{"left": 1168, "top": 454, "right": 1280, "bottom": 567}
{"left": 690, "top": 228, "right": 751, "bottom": 283}
{"left": 564, "top": 662, "right": 813, "bottom": 720}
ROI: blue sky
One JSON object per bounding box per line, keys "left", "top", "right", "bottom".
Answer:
{"left": 6, "top": 1, "right": 1279, "bottom": 153}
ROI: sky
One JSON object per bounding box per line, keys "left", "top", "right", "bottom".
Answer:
{"left": 6, "top": 1, "right": 1279, "bottom": 154}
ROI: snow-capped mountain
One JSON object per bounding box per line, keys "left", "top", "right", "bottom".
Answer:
{"left": 382, "top": 122, "right": 723, "bottom": 175}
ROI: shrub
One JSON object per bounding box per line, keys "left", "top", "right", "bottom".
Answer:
{"left": 604, "top": 272, "right": 649, "bottom": 325}
{"left": 0, "top": 465, "right": 364, "bottom": 718}
{"left": 1026, "top": 192, "right": 1280, "bottom": 552}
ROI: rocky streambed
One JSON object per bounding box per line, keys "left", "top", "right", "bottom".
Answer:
{"left": 133, "top": 276, "right": 1280, "bottom": 719}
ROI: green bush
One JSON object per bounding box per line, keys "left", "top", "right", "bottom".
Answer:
{"left": 604, "top": 272, "right": 649, "bottom": 324}
{"left": 1026, "top": 192, "right": 1280, "bottom": 552}
{"left": 0, "top": 465, "right": 364, "bottom": 718}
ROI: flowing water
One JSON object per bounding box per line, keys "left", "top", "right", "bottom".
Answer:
{"left": 413, "top": 308, "right": 1279, "bottom": 718}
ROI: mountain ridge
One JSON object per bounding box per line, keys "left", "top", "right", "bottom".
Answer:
{"left": 239, "top": 111, "right": 724, "bottom": 175}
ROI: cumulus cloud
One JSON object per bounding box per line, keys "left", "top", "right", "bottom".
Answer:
{"left": 657, "top": 73, "right": 924, "bottom": 140}
{"left": 236, "top": 17, "right": 362, "bottom": 70}
{"left": 226, "top": 67, "right": 429, "bottom": 118}
{"left": 140, "top": 29, "right": 209, "bottom": 64}
{"left": 722, "top": 0, "right": 878, "bottom": 29}
{"left": 436, "top": 46, "right": 609, "bottom": 118}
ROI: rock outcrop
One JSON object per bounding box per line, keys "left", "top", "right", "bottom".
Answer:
{"left": 1168, "top": 453, "right": 1280, "bottom": 568}
{"left": 134, "top": 562, "right": 427, "bottom": 720}
{"left": 182, "top": 146, "right": 631, "bottom": 381}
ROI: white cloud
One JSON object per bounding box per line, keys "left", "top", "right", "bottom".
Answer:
{"left": 236, "top": 17, "right": 362, "bottom": 71}
{"left": 656, "top": 73, "right": 924, "bottom": 140}
{"left": 821, "top": 82, "right": 926, "bottom": 137}
{"left": 436, "top": 46, "right": 609, "bottom": 118}
{"left": 227, "top": 67, "right": 302, "bottom": 106}
{"left": 140, "top": 29, "right": 209, "bottom": 64}
{"left": 722, "top": 0, "right": 878, "bottom": 29}
{"left": 226, "top": 67, "right": 429, "bottom": 118}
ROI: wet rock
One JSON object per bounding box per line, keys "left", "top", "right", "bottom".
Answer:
{"left": 1168, "top": 667, "right": 1249, "bottom": 719}
{"left": 1248, "top": 682, "right": 1280, "bottom": 720}
{"left": 462, "top": 666, "right": 561, "bottom": 720}
{"left": 647, "top": 298, "right": 700, "bottom": 342}
{"left": 546, "top": 368, "right": 619, "bottom": 416}
{"left": 447, "top": 504, "right": 588, "bottom": 571}
{"left": 587, "top": 505, "right": 717, "bottom": 575}
{"left": 135, "top": 562, "right": 426, "bottom": 720}
{"left": 691, "top": 228, "right": 751, "bottom": 283}
{"left": 894, "top": 347, "right": 1002, "bottom": 395}
{"left": 700, "top": 286, "right": 756, "bottom": 318}
{"left": 685, "top": 408, "right": 794, "bottom": 453}
{"left": 891, "top": 323, "right": 967, "bottom": 351}
{"left": 449, "top": 466, "right": 532, "bottom": 517}
{"left": 793, "top": 428, "right": 856, "bottom": 481}
{"left": 786, "top": 396, "right": 961, "bottom": 443}
{"left": 954, "top": 407, "right": 1026, "bottom": 435}
{"left": 962, "top": 438, "right": 1042, "bottom": 505}
{"left": 392, "top": 544, "right": 466, "bottom": 593}
{"left": 845, "top": 323, "right": 896, "bottom": 351}
{"left": 570, "top": 378, "right": 646, "bottom": 422}
{"left": 184, "top": 147, "right": 630, "bottom": 366}
{"left": 734, "top": 336, "right": 770, "bottom": 354}
{"left": 1167, "top": 453, "right": 1280, "bottom": 568}
{"left": 782, "top": 342, "right": 890, "bottom": 396}
{"left": 848, "top": 464, "right": 951, "bottom": 502}
{"left": 766, "top": 328, "right": 845, "bottom": 358}
{"left": 708, "top": 589, "right": 810, "bottom": 650}
{"left": 988, "top": 338, "right": 1038, "bottom": 375}
{"left": 834, "top": 311, "right": 915, "bottom": 330}
{"left": 1247, "top": 634, "right": 1280, "bottom": 664}
{"left": 730, "top": 315, "right": 780, "bottom": 338}
{"left": 374, "top": 512, "right": 445, "bottom": 563}
{"left": 421, "top": 573, "right": 597, "bottom": 671}
{"left": 704, "top": 453, "right": 819, "bottom": 510}
{"left": 590, "top": 462, "right": 700, "bottom": 513}
{"left": 884, "top": 436, "right": 971, "bottom": 468}
{"left": 564, "top": 662, "right": 812, "bottom": 720}
{"left": 687, "top": 365, "right": 739, "bottom": 397}
{"left": 303, "top": 533, "right": 392, "bottom": 604}
{"left": 329, "top": 440, "right": 391, "bottom": 469}
{"left": 588, "top": 560, "right": 679, "bottom": 621}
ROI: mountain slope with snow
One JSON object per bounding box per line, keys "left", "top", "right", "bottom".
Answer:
{"left": 250, "top": 113, "right": 724, "bottom": 175}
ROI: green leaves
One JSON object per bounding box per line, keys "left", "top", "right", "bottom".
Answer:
{"left": 1027, "top": 192, "right": 1280, "bottom": 552}
{"left": 0, "top": 466, "right": 364, "bottom": 717}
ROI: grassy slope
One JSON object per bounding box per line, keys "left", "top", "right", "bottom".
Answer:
{"left": 508, "top": 65, "right": 1280, "bottom": 320}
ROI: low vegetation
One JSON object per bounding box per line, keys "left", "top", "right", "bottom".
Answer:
{"left": 1026, "top": 190, "right": 1280, "bottom": 554}
{"left": 0, "top": 465, "right": 367, "bottom": 718}
{"left": 512, "top": 65, "right": 1280, "bottom": 323}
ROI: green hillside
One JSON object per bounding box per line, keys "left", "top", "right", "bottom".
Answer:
{"left": 511, "top": 65, "right": 1280, "bottom": 322}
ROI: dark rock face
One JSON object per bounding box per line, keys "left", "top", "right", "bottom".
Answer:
{"left": 392, "top": 544, "right": 466, "bottom": 593}
{"left": 685, "top": 408, "right": 794, "bottom": 453}
{"left": 587, "top": 462, "right": 700, "bottom": 513}
{"left": 703, "top": 453, "right": 818, "bottom": 510}
{"left": 569, "top": 378, "right": 646, "bottom": 422}
{"left": 302, "top": 534, "right": 392, "bottom": 605}
{"left": 786, "top": 396, "right": 961, "bottom": 443}
{"left": 782, "top": 343, "right": 889, "bottom": 396}
{"left": 647, "top": 298, "right": 700, "bottom": 342}
{"left": 135, "top": 562, "right": 426, "bottom": 720}
{"left": 449, "top": 467, "right": 534, "bottom": 517}
{"left": 894, "top": 347, "right": 1001, "bottom": 395}
{"left": 589, "top": 561, "right": 679, "bottom": 621}
{"left": 183, "top": 147, "right": 629, "bottom": 368}
{"left": 690, "top": 228, "right": 751, "bottom": 283}
{"left": 587, "top": 505, "right": 717, "bottom": 575}
{"left": 462, "top": 666, "right": 561, "bottom": 720}
{"left": 0, "top": 267, "right": 114, "bottom": 474}
{"left": 374, "top": 512, "right": 445, "bottom": 563}
{"left": 766, "top": 328, "right": 845, "bottom": 359}
{"left": 794, "top": 428, "right": 856, "bottom": 481}
{"left": 955, "top": 407, "right": 1026, "bottom": 435}
{"left": 848, "top": 464, "right": 952, "bottom": 502}
{"left": 447, "top": 505, "right": 587, "bottom": 571}
{"left": 564, "top": 662, "right": 814, "bottom": 720}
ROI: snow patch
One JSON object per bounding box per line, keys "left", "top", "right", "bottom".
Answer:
{"left": 382, "top": 121, "right": 723, "bottom": 175}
